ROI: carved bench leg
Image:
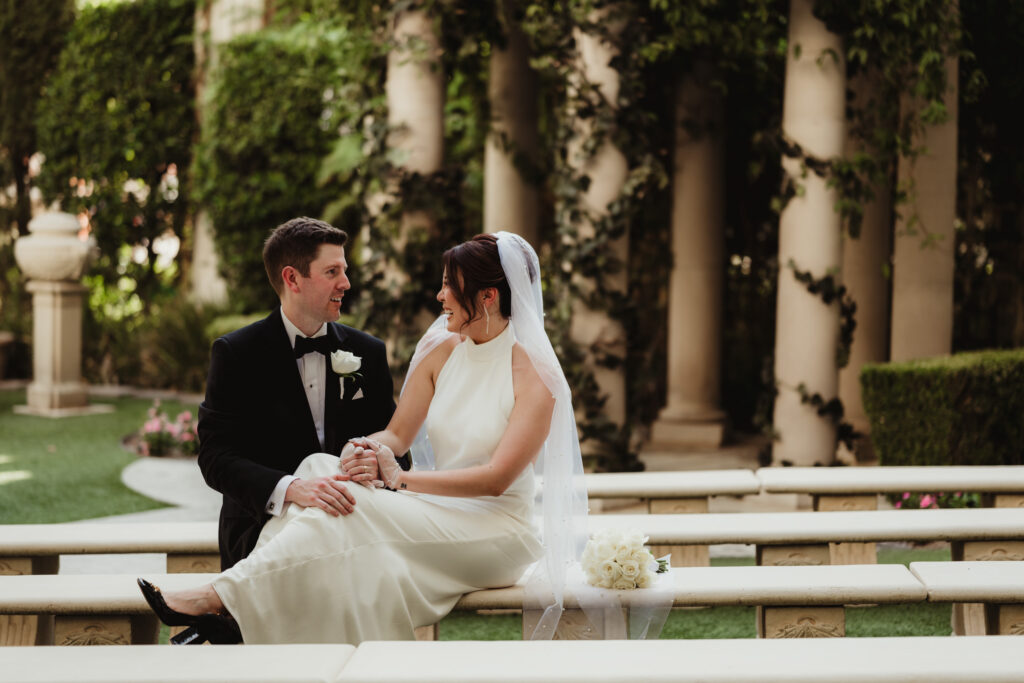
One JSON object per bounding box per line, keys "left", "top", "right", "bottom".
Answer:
{"left": 522, "top": 607, "right": 628, "bottom": 640}
{"left": 994, "top": 494, "right": 1024, "bottom": 509}
{"left": 758, "top": 606, "right": 845, "bottom": 639}
{"left": 0, "top": 555, "right": 59, "bottom": 647}
{"left": 757, "top": 544, "right": 831, "bottom": 566}
{"left": 649, "top": 498, "right": 710, "bottom": 567}
{"left": 951, "top": 540, "right": 1024, "bottom": 635}
{"left": 414, "top": 624, "right": 438, "bottom": 640}
{"left": 988, "top": 604, "right": 1024, "bottom": 635}
{"left": 814, "top": 495, "right": 878, "bottom": 565}
{"left": 54, "top": 616, "right": 131, "bottom": 646}
{"left": 166, "top": 553, "right": 221, "bottom": 574}
{"left": 650, "top": 544, "right": 709, "bottom": 568}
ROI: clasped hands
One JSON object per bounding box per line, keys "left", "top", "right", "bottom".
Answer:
{"left": 285, "top": 439, "right": 403, "bottom": 517}
{"left": 340, "top": 437, "right": 403, "bottom": 491}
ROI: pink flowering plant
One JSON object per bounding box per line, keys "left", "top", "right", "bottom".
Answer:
{"left": 139, "top": 400, "right": 199, "bottom": 457}
{"left": 888, "top": 491, "right": 981, "bottom": 509}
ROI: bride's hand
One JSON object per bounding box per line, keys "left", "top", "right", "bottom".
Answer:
{"left": 340, "top": 439, "right": 382, "bottom": 489}
{"left": 368, "top": 440, "right": 403, "bottom": 491}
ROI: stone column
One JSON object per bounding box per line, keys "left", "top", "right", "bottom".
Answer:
{"left": 484, "top": 9, "right": 539, "bottom": 244}
{"left": 386, "top": 8, "right": 444, "bottom": 239}
{"left": 568, "top": 12, "right": 630, "bottom": 451}
{"left": 891, "top": 56, "right": 958, "bottom": 361}
{"left": 191, "top": 0, "right": 265, "bottom": 305}
{"left": 837, "top": 71, "right": 892, "bottom": 460}
{"left": 649, "top": 64, "right": 726, "bottom": 450}
{"left": 770, "top": 0, "right": 846, "bottom": 466}
{"left": 13, "top": 213, "right": 113, "bottom": 417}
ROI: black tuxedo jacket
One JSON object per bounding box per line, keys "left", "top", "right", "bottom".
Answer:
{"left": 197, "top": 310, "right": 395, "bottom": 569}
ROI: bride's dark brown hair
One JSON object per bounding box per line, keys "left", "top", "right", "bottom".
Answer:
{"left": 442, "top": 234, "right": 513, "bottom": 328}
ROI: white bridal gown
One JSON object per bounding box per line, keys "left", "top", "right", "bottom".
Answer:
{"left": 213, "top": 323, "right": 542, "bottom": 644}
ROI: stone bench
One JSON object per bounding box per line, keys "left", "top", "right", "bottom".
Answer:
{"left": 0, "top": 522, "right": 220, "bottom": 577}
{"left": 338, "top": 637, "right": 1024, "bottom": 683}
{"left": 0, "top": 524, "right": 218, "bottom": 647}
{"left": 755, "top": 465, "right": 1024, "bottom": 570}
{"left": 583, "top": 469, "right": 760, "bottom": 513}
{"left": 911, "top": 560, "right": 1024, "bottom": 636}
{"left": 5, "top": 637, "right": 1023, "bottom": 683}
{"left": 757, "top": 465, "right": 1024, "bottom": 511}
{"left": 0, "top": 564, "right": 925, "bottom": 644}
{"left": 7, "top": 508, "right": 1019, "bottom": 576}
{"left": 0, "top": 644, "right": 354, "bottom": 682}
{"left": 593, "top": 507, "right": 1024, "bottom": 568}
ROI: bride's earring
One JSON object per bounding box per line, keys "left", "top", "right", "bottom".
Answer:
{"left": 485, "top": 306, "right": 490, "bottom": 335}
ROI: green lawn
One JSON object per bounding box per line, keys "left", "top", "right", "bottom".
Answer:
{"left": 1, "top": 386, "right": 956, "bottom": 639}
{"left": 0, "top": 388, "right": 193, "bottom": 523}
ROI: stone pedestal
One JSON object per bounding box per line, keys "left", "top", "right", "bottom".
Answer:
{"left": 12, "top": 212, "right": 113, "bottom": 418}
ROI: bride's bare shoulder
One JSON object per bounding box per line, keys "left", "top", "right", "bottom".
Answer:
{"left": 510, "top": 343, "right": 552, "bottom": 401}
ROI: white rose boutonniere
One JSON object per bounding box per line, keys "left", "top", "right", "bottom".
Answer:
{"left": 581, "top": 527, "right": 669, "bottom": 590}
{"left": 330, "top": 349, "right": 362, "bottom": 378}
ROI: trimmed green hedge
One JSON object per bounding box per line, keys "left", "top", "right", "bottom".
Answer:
{"left": 861, "top": 349, "right": 1024, "bottom": 466}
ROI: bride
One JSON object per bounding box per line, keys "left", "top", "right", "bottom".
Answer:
{"left": 139, "top": 231, "right": 588, "bottom": 644}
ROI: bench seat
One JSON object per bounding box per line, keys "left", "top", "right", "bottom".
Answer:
{"left": 0, "top": 644, "right": 354, "bottom": 683}
{"left": 758, "top": 465, "right": 1024, "bottom": 496}
{"left": 0, "top": 564, "right": 924, "bottom": 642}
{"left": 911, "top": 561, "right": 1024, "bottom": 635}
{"left": 339, "top": 637, "right": 1024, "bottom": 683}
{"left": 582, "top": 470, "right": 759, "bottom": 514}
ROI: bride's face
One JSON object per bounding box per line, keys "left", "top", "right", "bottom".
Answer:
{"left": 437, "top": 268, "right": 470, "bottom": 333}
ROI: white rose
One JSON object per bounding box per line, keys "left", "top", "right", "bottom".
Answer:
{"left": 631, "top": 548, "right": 652, "bottom": 569}
{"left": 600, "top": 560, "right": 620, "bottom": 582}
{"left": 619, "top": 559, "right": 640, "bottom": 579}
{"left": 613, "top": 576, "right": 636, "bottom": 590}
{"left": 614, "top": 546, "right": 633, "bottom": 564}
{"left": 595, "top": 540, "right": 616, "bottom": 562}
{"left": 635, "top": 571, "right": 653, "bottom": 589}
{"left": 330, "top": 350, "right": 362, "bottom": 375}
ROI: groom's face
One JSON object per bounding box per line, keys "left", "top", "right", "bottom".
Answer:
{"left": 296, "top": 244, "right": 350, "bottom": 323}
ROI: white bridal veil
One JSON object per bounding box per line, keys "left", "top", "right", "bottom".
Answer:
{"left": 401, "top": 231, "right": 589, "bottom": 639}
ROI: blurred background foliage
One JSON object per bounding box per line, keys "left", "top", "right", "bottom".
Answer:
{"left": 0, "top": 0, "right": 1022, "bottom": 465}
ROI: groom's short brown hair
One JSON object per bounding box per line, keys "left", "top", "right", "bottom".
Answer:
{"left": 263, "top": 217, "right": 348, "bottom": 296}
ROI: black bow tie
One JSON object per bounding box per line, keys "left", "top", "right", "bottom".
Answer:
{"left": 294, "top": 335, "right": 333, "bottom": 358}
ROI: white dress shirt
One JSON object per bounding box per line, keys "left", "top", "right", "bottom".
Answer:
{"left": 265, "top": 309, "right": 329, "bottom": 516}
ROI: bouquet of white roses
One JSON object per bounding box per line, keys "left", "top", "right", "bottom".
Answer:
{"left": 581, "top": 527, "right": 668, "bottom": 590}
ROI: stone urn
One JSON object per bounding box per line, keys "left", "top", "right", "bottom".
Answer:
{"left": 13, "top": 212, "right": 111, "bottom": 417}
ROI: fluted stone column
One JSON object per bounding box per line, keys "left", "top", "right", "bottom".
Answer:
{"left": 484, "top": 9, "right": 539, "bottom": 244}
{"left": 837, "top": 71, "right": 892, "bottom": 459}
{"left": 568, "top": 12, "right": 629, "bottom": 448}
{"left": 13, "top": 213, "right": 113, "bottom": 417}
{"left": 891, "top": 56, "right": 958, "bottom": 362}
{"left": 771, "top": 0, "right": 846, "bottom": 466}
{"left": 191, "top": 0, "right": 265, "bottom": 305}
{"left": 649, "top": 65, "right": 726, "bottom": 451}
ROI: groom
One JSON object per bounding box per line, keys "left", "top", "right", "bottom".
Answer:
{"left": 198, "top": 217, "right": 396, "bottom": 570}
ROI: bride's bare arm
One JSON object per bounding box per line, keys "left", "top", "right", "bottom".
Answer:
{"left": 379, "top": 343, "right": 555, "bottom": 497}
{"left": 356, "top": 337, "right": 458, "bottom": 459}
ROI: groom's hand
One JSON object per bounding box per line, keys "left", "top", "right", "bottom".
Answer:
{"left": 341, "top": 439, "right": 382, "bottom": 489}
{"left": 284, "top": 476, "right": 356, "bottom": 516}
